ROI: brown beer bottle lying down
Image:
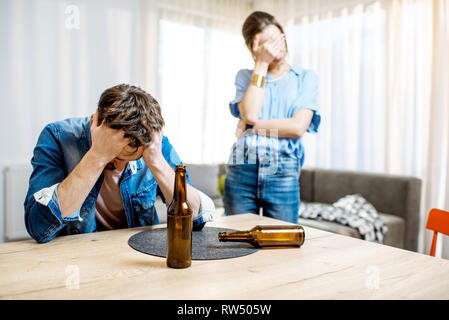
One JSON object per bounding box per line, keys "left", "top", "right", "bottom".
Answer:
{"left": 218, "top": 225, "right": 305, "bottom": 248}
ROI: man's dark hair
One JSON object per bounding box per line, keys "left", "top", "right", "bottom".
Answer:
{"left": 97, "top": 84, "right": 165, "bottom": 149}
{"left": 242, "top": 11, "right": 286, "bottom": 52}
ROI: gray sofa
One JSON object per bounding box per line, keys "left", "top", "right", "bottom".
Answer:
{"left": 297, "top": 168, "right": 421, "bottom": 251}
{"left": 157, "top": 164, "right": 421, "bottom": 252}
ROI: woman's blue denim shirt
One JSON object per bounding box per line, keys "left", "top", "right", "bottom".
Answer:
{"left": 24, "top": 117, "right": 215, "bottom": 243}
{"left": 229, "top": 66, "right": 321, "bottom": 166}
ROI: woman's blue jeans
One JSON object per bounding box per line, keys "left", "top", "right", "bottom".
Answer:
{"left": 223, "top": 154, "right": 300, "bottom": 224}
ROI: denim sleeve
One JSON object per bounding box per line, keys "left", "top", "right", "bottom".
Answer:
{"left": 290, "top": 70, "right": 321, "bottom": 133}
{"left": 24, "top": 124, "right": 80, "bottom": 243}
{"left": 157, "top": 136, "right": 215, "bottom": 231}
{"left": 229, "top": 69, "right": 252, "bottom": 119}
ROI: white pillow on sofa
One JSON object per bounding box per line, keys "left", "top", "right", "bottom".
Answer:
{"left": 299, "top": 194, "right": 388, "bottom": 243}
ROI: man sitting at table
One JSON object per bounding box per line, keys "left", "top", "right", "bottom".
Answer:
{"left": 24, "top": 84, "right": 215, "bottom": 243}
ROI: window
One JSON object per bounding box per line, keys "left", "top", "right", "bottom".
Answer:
{"left": 158, "top": 19, "right": 253, "bottom": 163}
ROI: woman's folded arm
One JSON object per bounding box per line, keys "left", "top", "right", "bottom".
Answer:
{"left": 241, "top": 109, "right": 314, "bottom": 138}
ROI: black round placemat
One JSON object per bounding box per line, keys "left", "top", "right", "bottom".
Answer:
{"left": 128, "top": 227, "right": 259, "bottom": 260}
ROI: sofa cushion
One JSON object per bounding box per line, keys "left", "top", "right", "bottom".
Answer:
{"left": 184, "top": 163, "right": 220, "bottom": 198}
{"left": 299, "top": 168, "right": 314, "bottom": 202}
{"left": 298, "top": 217, "right": 362, "bottom": 239}
{"left": 379, "top": 213, "right": 405, "bottom": 248}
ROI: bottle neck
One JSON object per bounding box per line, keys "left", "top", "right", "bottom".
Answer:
{"left": 173, "top": 167, "right": 187, "bottom": 204}
{"left": 218, "top": 231, "right": 252, "bottom": 242}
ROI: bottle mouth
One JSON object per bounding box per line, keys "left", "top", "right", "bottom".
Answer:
{"left": 299, "top": 228, "right": 305, "bottom": 246}
{"left": 218, "top": 232, "right": 225, "bottom": 241}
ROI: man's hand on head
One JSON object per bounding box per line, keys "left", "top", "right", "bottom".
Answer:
{"left": 141, "top": 122, "right": 164, "bottom": 168}
{"left": 139, "top": 122, "right": 200, "bottom": 216}
{"left": 89, "top": 111, "right": 131, "bottom": 166}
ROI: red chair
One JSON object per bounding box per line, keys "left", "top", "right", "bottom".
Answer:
{"left": 425, "top": 208, "right": 449, "bottom": 256}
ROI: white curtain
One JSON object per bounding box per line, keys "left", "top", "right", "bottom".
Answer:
{"left": 137, "top": 0, "right": 254, "bottom": 164}
{"left": 422, "top": 0, "right": 449, "bottom": 258}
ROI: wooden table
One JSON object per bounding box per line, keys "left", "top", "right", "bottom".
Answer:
{"left": 1, "top": 214, "right": 449, "bottom": 300}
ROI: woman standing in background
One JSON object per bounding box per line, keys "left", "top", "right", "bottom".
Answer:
{"left": 223, "top": 11, "right": 321, "bottom": 223}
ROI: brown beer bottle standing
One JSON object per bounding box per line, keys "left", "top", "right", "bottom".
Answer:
{"left": 218, "top": 225, "right": 305, "bottom": 248}
{"left": 166, "top": 165, "right": 193, "bottom": 268}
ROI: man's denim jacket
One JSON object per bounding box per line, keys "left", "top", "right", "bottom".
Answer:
{"left": 24, "top": 117, "right": 215, "bottom": 243}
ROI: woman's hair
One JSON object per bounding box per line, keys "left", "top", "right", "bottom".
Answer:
{"left": 97, "top": 84, "right": 165, "bottom": 149}
{"left": 242, "top": 11, "right": 286, "bottom": 52}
